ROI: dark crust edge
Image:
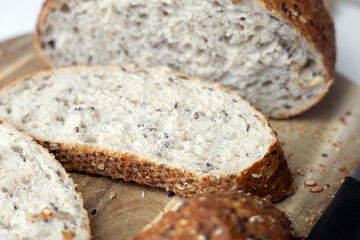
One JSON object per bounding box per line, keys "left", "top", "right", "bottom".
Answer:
{"left": 131, "top": 190, "right": 296, "bottom": 240}
{"left": 33, "top": 0, "right": 335, "bottom": 119}
{"left": 0, "top": 65, "right": 293, "bottom": 201}
{"left": 0, "top": 119, "right": 92, "bottom": 240}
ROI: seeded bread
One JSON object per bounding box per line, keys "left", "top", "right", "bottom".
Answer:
{"left": 34, "top": 0, "right": 335, "bottom": 118}
{"left": 132, "top": 190, "right": 295, "bottom": 240}
{"left": 0, "top": 120, "right": 90, "bottom": 240}
{"left": 0, "top": 66, "right": 293, "bottom": 201}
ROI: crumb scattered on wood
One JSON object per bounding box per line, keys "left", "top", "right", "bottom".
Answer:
{"left": 109, "top": 192, "right": 116, "bottom": 200}
{"left": 304, "top": 180, "right": 316, "bottom": 186}
{"left": 338, "top": 167, "right": 349, "bottom": 174}
{"left": 349, "top": 161, "right": 359, "bottom": 166}
{"left": 310, "top": 186, "right": 323, "bottom": 193}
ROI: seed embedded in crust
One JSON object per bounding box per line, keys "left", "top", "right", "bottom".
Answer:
{"left": 310, "top": 186, "right": 323, "bottom": 193}
{"left": 304, "top": 180, "right": 316, "bottom": 186}
{"left": 97, "top": 163, "right": 105, "bottom": 170}
{"left": 40, "top": 207, "right": 53, "bottom": 220}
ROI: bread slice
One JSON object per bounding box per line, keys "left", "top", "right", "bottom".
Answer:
{"left": 0, "top": 66, "right": 293, "bottom": 201}
{"left": 34, "top": 0, "right": 335, "bottom": 118}
{"left": 0, "top": 120, "right": 90, "bottom": 240}
{"left": 131, "top": 190, "right": 295, "bottom": 240}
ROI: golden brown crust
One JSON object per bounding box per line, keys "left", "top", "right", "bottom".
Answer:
{"left": 131, "top": 191, "right": 296, "bottom": 240}
{"left": 38, "top": 138, "right": 293, "bottom": 202}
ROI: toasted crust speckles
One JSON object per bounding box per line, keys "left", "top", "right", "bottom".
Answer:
{"left": 38, "top": 138, "right": 293, "bottom": 202}
{"left": 131, "top": 191, "right": 296, "bottom": 240}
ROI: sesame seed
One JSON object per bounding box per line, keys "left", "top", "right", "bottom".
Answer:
{"left": 97, "top": 163, "right": 105, "bottom": 170}
{"left": 304, "top": 180, "right": 317, "bottom": 186}
{"left": 310, "top": 186, "right": 323, "bottom": 193}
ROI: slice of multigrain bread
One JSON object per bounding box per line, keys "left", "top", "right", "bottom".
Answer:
{"left": 0, "top": 120, "right": 90, "bottom": 240}
{"left": 131, "top": 191, "right": 296, "bottom": 240}
{"left": 0, "top": 66, "right": 293, "bottom": 201}
{"left": 34, "top": 0, "right": 335, "bottom": 118}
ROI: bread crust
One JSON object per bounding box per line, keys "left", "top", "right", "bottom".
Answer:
{"left": 0, "top": 65, "right": 293, "bottom": 201}
{"left": 131, "top": 191, "right": 295, "bottom": 240}
{"left": 0, "top": 119, "right": 92, "bottom": 240}
{"left": 37, "top": 137, "right": 293, "bottom": 202}
{"left": 33, "top": 0, "right": 335, "bottom": 119}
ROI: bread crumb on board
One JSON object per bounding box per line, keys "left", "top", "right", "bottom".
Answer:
{"left": 309, "top": 186, "right": 323, "bottom": 193}
{"left": 109, "top": 192, "right": 116, "bottom": 200}
{"left": 304, "top": 180, "right": 316, "bottom": 186}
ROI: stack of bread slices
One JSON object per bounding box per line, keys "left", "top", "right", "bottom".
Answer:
{"left": 0, "top": 0, "right": 335, "bottom": 239}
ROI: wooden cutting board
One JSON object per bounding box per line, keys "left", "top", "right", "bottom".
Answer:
{"left": 1, "top": 34, "right": 359, "bottom": 239}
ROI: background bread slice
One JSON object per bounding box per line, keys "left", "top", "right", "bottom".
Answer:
{"left": 0, "top": 66, "right": 293, "bottom": 201}
{"left": 34, "top": 0, "right": 335, "bottom": 118}
{"left": 0, "top": 120, "right": 90, "bottom": 240}
{"left": 131, "top": 190, "right": 296, "bottom": 240}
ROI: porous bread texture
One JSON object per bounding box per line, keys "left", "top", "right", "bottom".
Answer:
{"left": 35, "top": 0, "right": 335, "bottom": 118}
{"left": 0, "top": 120, "right": 90, "bottom": 240}
{"left": 0, "top": 66, "right": 293, "bottom": 201}
{"left": 132, "top": 190, "right": 295, "bottom": 240}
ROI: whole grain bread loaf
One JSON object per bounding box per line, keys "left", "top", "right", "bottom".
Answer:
{"left": 132, "top": 190, "right": 295, "bottom": 240}
{"left": 34, "top": 0, "right": 335, "bottom": 118}
{"left": 0, "top": 120, "right": 90, "bottom": 240}
{"left": 0, "top": 66, "right": 293, "bottom": 201}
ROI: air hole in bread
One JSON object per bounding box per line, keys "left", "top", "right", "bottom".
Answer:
{"left": 44, "top": 25, "right": 53, "bottom": 35}
{"left": 262, "top": 80, "right": 273, "bottom": 87}
{"left": 55, "top": 170, "right": 62, "bottom": 178}
{"left": 21, "top": 114, "right": 31, "bottom": 124}
{"left": 139, "top": 13, "right": 148, "bottom": 19}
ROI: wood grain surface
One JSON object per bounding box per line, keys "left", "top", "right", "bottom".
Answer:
{"left": 0, "top": 34, "right": 359, "bottom": 239}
